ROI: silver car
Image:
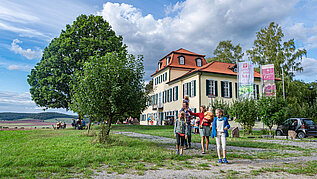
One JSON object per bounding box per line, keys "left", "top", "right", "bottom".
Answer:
{"left": 276, "top": 118, "right": 317, "bottom": 138}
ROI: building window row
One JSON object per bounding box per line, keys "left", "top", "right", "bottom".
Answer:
{"left": 183, "top": 80, "right": 196, "bottom": 98}
{"left": 163, "top": 86, "right": 178, "bottom": 103}
{"left": 154, "top": 72, "right": 168, "bottom": 85}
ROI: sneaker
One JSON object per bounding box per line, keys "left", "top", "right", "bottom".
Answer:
{"left": 188, "top": 144, "right": 191, "bottom": 149}
{"left": 202, "top": 151, "right": 206, "bottom": 154}
{"left": 223, "top": 158, "right": 228, "bottom": 163}
{"left": 176, "top": 150, "right": 179, "bottom": 155}
{"left": 180, "top": 154, "right": 183, "bottom": 156}
{"left": 218, "top": 159, "right": 223, "bottom": 163}
{"left": 184, "top": 145, "right": 188, "bottom": 150}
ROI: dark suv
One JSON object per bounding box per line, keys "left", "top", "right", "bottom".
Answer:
{"left": 276, "top": 118, "right": 317, "bottom": 138}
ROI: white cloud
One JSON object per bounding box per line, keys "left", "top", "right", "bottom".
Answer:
{"left": 7, "top": 64, "right": 31, "bottom": 71}
{"left": 0, "top": 91, "right": 75, "bottom": 114}
{"left": 10, "top": 39, "right": 43, "bottom": 60}
{"left": 286, "top": 23, "right": 317, "bottom": 49}
{"left": 295, "top": 57, "right": 317, "bottom": 82}
{"left": 97, "top": 0, "right": 298, "bottom": 80}
{"left": 0, "top": 21, "right": 48, "bottom": 38}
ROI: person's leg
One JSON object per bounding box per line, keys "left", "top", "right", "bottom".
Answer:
{"left": 180, "top": 136, "right": 185, "bottom": 155}
{"left": 205, "top": 136, "right": 209, "bottom": 152}
{"left": 222, "top": 134, "right": 227, "bottom": 162}
{"left": 176, "top": 133, "right": 180, "bottom": 154}
{"left": 215, "top": 134, "right": 222, "bottom": 160}
{"left": 201, "top": 136, "right": 205, "bottom": 153}
{"left": 188, "top": 125, "right": 192, "bottom": 148}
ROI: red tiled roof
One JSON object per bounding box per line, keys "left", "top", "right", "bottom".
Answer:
{"left": 151, "top": 48, "right": 207, "bottom": 76}
{"left": 168, "top": 61, "right": 268, "bottom": 83}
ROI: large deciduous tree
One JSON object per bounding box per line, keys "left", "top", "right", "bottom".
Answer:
{"left": 207, "top": 40, "right": 244, "bottom": 63}
{"left": 27, "top": 15, "right": 126, "bottom": 111}
{"left": 70, "top": 53, "right": 147, "bottom": 140}
{"left": 246, "top": 22, "right": 306, "bottom": 80}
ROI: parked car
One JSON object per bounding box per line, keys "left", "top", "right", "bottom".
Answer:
{"left": 276, "top": 118, "right": 317, "bottom": 138}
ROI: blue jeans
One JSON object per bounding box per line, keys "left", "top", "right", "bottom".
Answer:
{"left": 184, "top": 124, "right": 192, "bottom": 146}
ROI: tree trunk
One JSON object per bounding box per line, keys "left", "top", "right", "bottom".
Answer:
{"left": 106, "top": 116, "right": 112, "bottom": 136}
{"left": 87, "top": 117, "right": 92, "bottom": 135}
{"left": 243, "top": 123, "right": 246, "bottom": 136}
{"left": 269, "top": 127, "right": 272, "bottom": 135}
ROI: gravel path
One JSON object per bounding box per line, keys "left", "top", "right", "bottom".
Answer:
{"left": 93, "top": 131, "right": 317, "bottom": 179}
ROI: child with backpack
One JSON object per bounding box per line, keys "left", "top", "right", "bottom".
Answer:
{"left": 211, "top": 108, "right": 231, "bottom": 163}
{"left": 174, "top": 111, "right": 188, "bottom": 156}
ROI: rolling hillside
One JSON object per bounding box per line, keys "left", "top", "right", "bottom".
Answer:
{"left": 0, "top": 112, "right": 77, "bottom": 121}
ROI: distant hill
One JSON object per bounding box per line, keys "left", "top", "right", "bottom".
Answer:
{"left": 0, "top": 112, "right": 77, "bottom": 121}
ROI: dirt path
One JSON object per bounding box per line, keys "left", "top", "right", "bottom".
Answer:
{"left": 93, "top": 131, "right": 317, "bottom": 179}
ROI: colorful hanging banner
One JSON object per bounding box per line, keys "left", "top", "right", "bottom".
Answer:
{"left": 238, "top": 61, "right": 254, "bottom": 99}
{"left": 261, "top": 64, "right": 276, "bottom": 96}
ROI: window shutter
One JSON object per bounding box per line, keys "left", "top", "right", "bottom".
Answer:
{"left": 221, "top": 81, "right": 225, "bottom": 97}
{"left": 165, "top": 72, "right": 167, "bottom": 81}
{"left": 187, "top": 82, "right": 190, "bottom": 97}
{"left": 229, "top": 82, "right": 232, "bottom": 98}
{"left": 235, "top": 82, "right": 238, "bottom": 99}
{"left": 156, "top": 94, "right": 158, "bottom": 104}
{"left": 170, "top": 89, "right": 172, "bottom": 102}
{"left": 215, "top": 81, "right": 218, "bottom": 96}
{"left": 256, "top": 84, "right": 259, "bottom": 99}
{"left": 206, "top": 80, "right": 210, "bottom": 96}
{"left": 193, "top": 80, "right": 196, "bottom": 96}
{"left": 176, "top": 86, "right": 178, "bottom": 100}
{"left": 173, "top": 87, "right": 175, "bottom": 101}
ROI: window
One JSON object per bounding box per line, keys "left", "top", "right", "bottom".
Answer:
{"left": 158, "top": 63, "right": 161, "bottom": 70}
{"left": 155, "top": 94, "right": 158, "bottom": 105}
{"left": 179, "top": 56, "right": 185, "bottom": 65}
{"left": 191, "top": 80, "right": 196, "bottom": 97}
{"left": 165, "top": 72, "right": 167, "bottom": 81}
{"left": 159, "top": 92, "right": 162, "bottom": 106}
{"left": 206, "top": 79, "right": 217, "bottom": 96}
{"left": 162, "top": 73, "right": 165, "bottom": 82}
{"left": 174, "top": 110, "right": 178, "bottom": 119}
{"left": 221, "top": 81, "right": 232, "bottom": 98}
{"left": 163, "top": 91, "right": 165, "bottom": 103}
{"left": 196, "top": 58, "right": 202, "bottom": 67}
{"left": 173, "top": 86, "right": 178, "bottom": 101}
{"left": 166, "top": 56, "right": 170, "bottom": 65}
{"left": 169, "top": 88, "right": 172, "bottom": 102}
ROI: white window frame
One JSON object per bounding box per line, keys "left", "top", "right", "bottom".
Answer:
{"left": 166, "top": 56, "right": 170, "bottom": 65}
{"left": 223, "top": 81, "right": 230, "bottom": 98}
{"left": 208, "top": 79, "right": 216, "bottom": 96}
{"left": 184, "top": 83, "right": 188, "bottom": 96}
{"left": 196, "top": 58, "right": 202, "bottom": 67}
{"left": 179, "top": 56, "right": 185, "bottom": 65}
{"left": 191, "top": 80, "right": 195, "bottom": 97}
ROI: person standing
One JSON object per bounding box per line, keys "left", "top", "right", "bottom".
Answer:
{"left": 174, "top": 111, "right": 188, "bottom": 156}
{"left": 189, "top": 105, "right": 213, "bottom": 154}
{"left": 211, "top": 109, "right": 230, "bottom": 163}
{"left": 180, "top": 101, "right": 192, "bottom": 149}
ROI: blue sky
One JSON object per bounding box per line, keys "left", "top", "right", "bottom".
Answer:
{"left": 0, "top": 0, "right": 316, "bottom": 114}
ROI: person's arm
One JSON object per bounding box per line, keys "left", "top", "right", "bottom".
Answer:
{"left": 174, "top": 120, "right": 177, "bottom": 135}
{"left": 188, "top": 110, "right": 200, "bottom": 117}
{"left": 224, "top": 117, "right": 230, "bottom": 130}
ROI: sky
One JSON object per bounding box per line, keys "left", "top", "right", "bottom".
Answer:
{"left": 0, "top": 0, "right": 317, "bottom": 114}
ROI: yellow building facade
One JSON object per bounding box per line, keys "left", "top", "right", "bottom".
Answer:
{"left": 140, "top": 48, "right": 261, "bottom": 125}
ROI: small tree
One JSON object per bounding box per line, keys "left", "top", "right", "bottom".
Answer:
{"left": 212, "top": 98, "right": 231, "bottom": 117}
{"left": 258, "top": 96, "right": 286, "bottom": 135}
{"left": 207, "top": 40, "right": 244, "bottom": 63}
{"left": 229, "top": 99, "right": 258, "bottom": 135}
{"left": 70, "top": 53, "right": 147, "bottom": 141}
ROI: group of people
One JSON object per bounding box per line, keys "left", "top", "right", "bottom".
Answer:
{"left": 56, "top": 121, "right": 66, "bottom": 129}
{"left": 174, "top": 95, "right": 230, "bottom": 163}
{"left": 71, "top": 119, "right": 86, "bottom": 130}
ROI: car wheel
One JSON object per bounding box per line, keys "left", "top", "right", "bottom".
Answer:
{"left": 276, "top": 130, "right": 282, "bottom": 136}
{"left": 297, "top": 132, "right": 306, "bottom": 139}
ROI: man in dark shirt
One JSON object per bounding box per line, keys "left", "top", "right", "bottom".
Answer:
{"left": 180, "top": 101, "right": 192, "bottom": 149}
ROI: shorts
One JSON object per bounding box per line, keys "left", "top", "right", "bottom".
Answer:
{"left": 199, "top": 125, "right": 211, "bottom": 137}
{"left": 176, "top": 133, "right": 185, "bottom": 146}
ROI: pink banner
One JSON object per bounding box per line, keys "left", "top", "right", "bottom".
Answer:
{"left": 261, "top": 64, "right": 276, "bottom": 96}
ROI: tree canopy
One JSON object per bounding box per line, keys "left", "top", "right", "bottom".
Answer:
{"left": 27, "top": 15, "right": 127, "bottom": 110}
{"left": 70, "top": 52, "right": 147, "bottom": 136}
{"left": 246, "top": 22, "right": 306, "bottom": 80}
{"left": 207, "top": 40, "right": 244, "bottom": 63}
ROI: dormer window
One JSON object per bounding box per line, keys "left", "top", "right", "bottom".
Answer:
{"left": 166, "top": 56, "right": 170, "bottom": 65}
{"left": 179, "top": 56, "right": 185, "bottom": 65}
{"left": 158, "top": 62, "right": 162, "bottom": 70}
{"left": 196, "top": 58, "right": 202, "bottom": 67}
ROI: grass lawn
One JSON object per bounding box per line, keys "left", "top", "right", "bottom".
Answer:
{"left": 111, "top": 125, "right": 308, "bottom": 151}
{"left": 0, "top": 125, "right": 315, "bottom": 178}
{"left": 0, "top": 129, "right": 177, "bottom": 178}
